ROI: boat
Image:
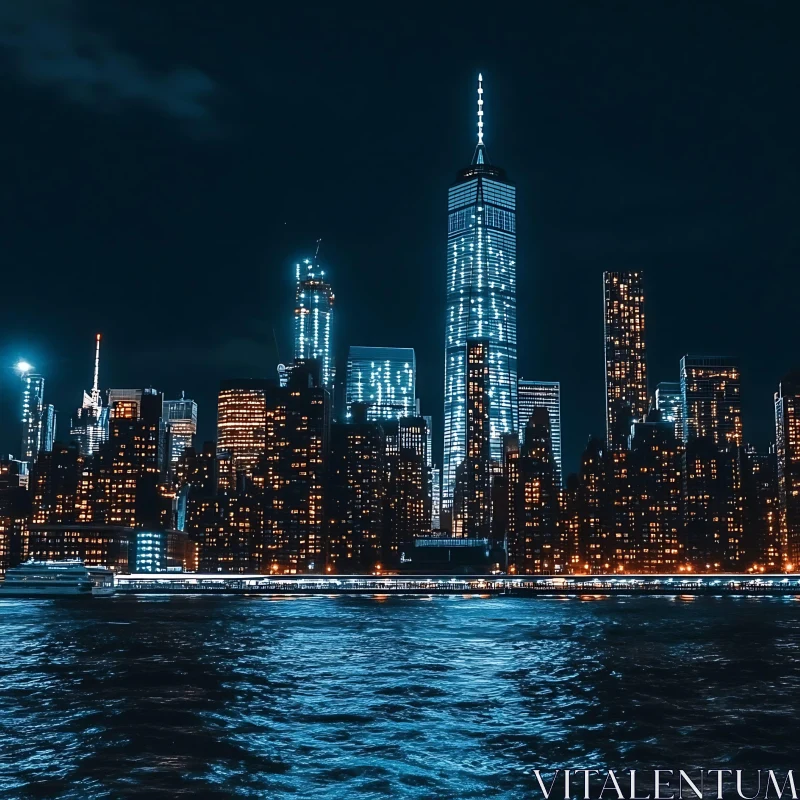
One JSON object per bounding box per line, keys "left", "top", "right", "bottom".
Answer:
{"left": 0, "top": 559, "right": 115, "bottom": 598}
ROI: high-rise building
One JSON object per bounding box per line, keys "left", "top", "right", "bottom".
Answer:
{"left": 655, "top": 381, "right": 683, "bottom": 442}
{"left": 680, "top": 356, "right": 744, "bottom": 570}
{"left": 741, "top": 444, "right": 781, "bottom": 572}
{"left": 30, "top": 443, "right": 84, "bottom": 525}
{"left": 93, "top": 389, "right": 164, "bottom": 530}
{"left": 775, "top": 373, "right": 800, "bottom": 569}
{"left": 680, "top": 356, "right": 743, "bottom": 448}
{"left": 443, "top": 74, "right": 518, "bottom": 510}
{"left": 628, "top": 410, "right": 681, "bottom": 572}
{"left": 385, "top": 417, "right": 431, "bottom": 565}
{"left": 70, "top": 334, "right": 109, "bottom": 457}
{"left": 345, "top": 346, "right": 416, "bottom": 421}
{"left": 261, "top": 362, "right": 330, "bottom": 573}
{"left": 604, "top": 272, "right": 647, "bottom": 450}
{"left": 107, "top": 389, "right": 144, "bottom": 418}
{"left": 518, "top": 379, "right": 562, "bottom": 487}
{"left": 507, "top": 408, "right": 562, "bottom": 574}
{"left": 17, "top": 363, "right": 54, "bottom": 463}
{"left": 294, "top": 249, "right": 334, "bottom": 388}
{"left": 453, "top": 339, "right": 492, "bottom": 538}
{"left": 577, "top": 436, "right": 612, "bottom": 573}
{"left": 163, "top": 395, "right": 198, "bottom": 480}
{"left": 216, "top": 379, "right": 269, "bottom": 484}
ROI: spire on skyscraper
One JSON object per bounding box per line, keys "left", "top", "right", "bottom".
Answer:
{"left": 91, "top": 333, "right": 102, "bottom": 409}
{"left": 473, "top": 72, "right": 486, "bottom": 166}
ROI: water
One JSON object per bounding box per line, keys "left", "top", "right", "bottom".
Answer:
{"left": 0, "top": 594, "right": 798, "bottom": 799}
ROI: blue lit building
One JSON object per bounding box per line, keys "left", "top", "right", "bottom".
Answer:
{"left": 655, "top": 381, "right": 683, "bottom": 442}
{"left": 345, "top": 346, "right": 416, "bottom": 421}
{"left": 20, "top": 371, "right": 45, "bottom": 462}
{"left": 294, "top": 252, "right": 334, "bottom": 388}
{"left": 443, "top": 74, "right": 518, "bottom": 509}
{"left": 518, "top": 379, "right": 562, "bottom": 488}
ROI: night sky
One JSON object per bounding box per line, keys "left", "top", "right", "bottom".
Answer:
{"left": 1, "top": 1, "right": 798, "bottom": 474}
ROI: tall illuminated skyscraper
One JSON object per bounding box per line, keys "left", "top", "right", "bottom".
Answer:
{"left": 518, "top": 379, "right": 562, "bottom": 488}
{"left": 604, "top": 272, "right": 648, "bottom": 450}
{"left": 17, "top": 365, "right": 51, "bottom": 462}
{"left": 345, "top": 346, "right": 416, "bottom": 421}
{"left": 443, "top": 74, "right": 518, "bottom": 510}
{"left": 294, "top": 247, "right": 334, "bottom": 388}
{"left": 775, "top": 372, "right": 800, "bottom": 568}
{"left": 163, "top": 395, "right": 198, "bottom": 480}
{"left": 216, "top": 379, "right": 269, "bottom": 484}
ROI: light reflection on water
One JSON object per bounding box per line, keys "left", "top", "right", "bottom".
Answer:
{"left": 0, "top": 594, "right": 798, "bottom": 799}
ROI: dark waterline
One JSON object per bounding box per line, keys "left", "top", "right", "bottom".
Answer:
{"left": 0, "top": 595, "right": 798, "bottom": 799}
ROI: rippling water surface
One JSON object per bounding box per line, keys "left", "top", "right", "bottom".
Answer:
{"left": 1, "top": 594, "right": 799, "bottom": 798}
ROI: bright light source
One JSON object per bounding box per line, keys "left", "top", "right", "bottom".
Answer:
{"left": 15, "top": 361, "right": 33, "bottom": 374}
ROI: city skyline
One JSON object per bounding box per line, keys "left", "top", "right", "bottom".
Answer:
{"left": 1, "top": 3, "right": 799, "bottom": 478}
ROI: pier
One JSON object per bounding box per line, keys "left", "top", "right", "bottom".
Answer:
{"left": 114, "top": 573, "right": 800, "bottom": 596}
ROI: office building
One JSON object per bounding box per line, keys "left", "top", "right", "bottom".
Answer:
{"left": 680, "top": 356, "right": 743, "bottom": 447}
{"left": 680, "top": 355, "right": 744, "bottom": 569}
{"left": 345, "top": 346, "right": 416, "bottom": 421}
{"left": 108, "top": 389, "right": 144, "bottom": 418}
{"left": 508, "top": 408, "right": 561, "bottom": 574}
{"left": 518, "top": 379, "right": 562, "bottom": 487}
{"left": 453, "top": 340, "right": 492, "bottom": 538}
{"left": 30, "top": 443, "right": 84, "bottom": 525}
{"left": 327, "top": 405, "right": 386, "bottom": 572}
{"left": 163, "top": 395, "right": 198, "bottom": 480}
{"left": 18, "top": 366, "right": 53, "bottom": 463}
{"left": 604, "top": 272, "right": 648, "bottom": 450}
{"left": 628, "top": 410, "right": 681, "bottom": 572}
{"left": 775, "top": 373, "right": 800, "bottom": 568}
{"left": 294, "top": 250, "right": 334, "bottom": 388}
{"left": 261, "top": 362, "right": 330, "bottom": 573}
{"left": 216, "top": 379, "right": 269, "bottom": 483}
{"left": 443, "top": 74, "right": 518, "bottom": 510}
{"left": 655, "top": 381, "right": 683, "bottom": 441}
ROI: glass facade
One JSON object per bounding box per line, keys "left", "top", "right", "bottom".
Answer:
{"left": 294, "top": 258, "right": 334, "bottom": 388}
{"left": 345, "top": 346, "right": 416, "bottom": 421}
{"left": 443, "top": 77, "right": 518, "bottom": 510}
{"left": 655, "top": 381, "right": 683, "bottom": 441}
{"left": 518, "top": 379, "right": 562, "bottom": 488}
{"left": 163, "top": 397, "right": 198, "bottom": 477}
{"left": 20, "top": 373, "right": 46, "bottom": 462}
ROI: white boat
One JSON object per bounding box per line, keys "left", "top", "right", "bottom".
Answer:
{"left": 0, "top": 560, "right": 115, "bottom": 597}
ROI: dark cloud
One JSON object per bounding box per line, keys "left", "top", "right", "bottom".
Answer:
{"left": 0, "top": 0, "right": 215, "bottom": 128}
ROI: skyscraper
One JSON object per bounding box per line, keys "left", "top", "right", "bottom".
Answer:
{"left": 294, "top": 248, "right": 334, "bottom": 389}
{"left": 70, "top": 334, "right": 109, "bottom": 457}
{"left": 452, "top": 339, "right": 492, "bottom": 537}
{"left": 604, "top": 272, "right": 648, "bottom": 450}
{"left": 680, "top": 355, "right": 743, "bottom": 569}
{"left": 775, "top": 372, "right": 800, "bottom": 569}
{"left": 163, "top": 395, "right": 198, "bottom": 480}
{"left": 216, "top": 379, "right": 269, "bottom": 484}
{"left": 518, "top": 379, "right": 562, "bottom": 487}
{"left": 680, "top": 356, "right": 742, "bottom": 447}
{"left": 443, "top": 74, "right": 518, "bottom": 510}
{"left": 18, "top": 367, "right": 46, "bottom": 462}
{"left": 261, "top": 362, "right": 330, "bottom": 573}
{"left": 655, "top": 381, "right": 683, "bottom": 441}
{"left": 345, "top": 346, "right": 416, "bottom": 421}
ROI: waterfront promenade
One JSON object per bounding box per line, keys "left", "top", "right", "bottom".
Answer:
{"left": 115, "top": 573, "right": 800, "bottom": 596}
